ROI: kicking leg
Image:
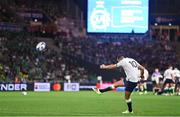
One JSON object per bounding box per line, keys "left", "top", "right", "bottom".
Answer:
{"left": 99, "top": 85, "right": 115, "bottom": 93}
{"left": 100, "top": 80, "right": 124, "bottom": 93}
{"left": 92, "top": 80, "right": 123, "bottom": 94}
{"left": 92, "top": 84, "right": 115, "bottom": 94}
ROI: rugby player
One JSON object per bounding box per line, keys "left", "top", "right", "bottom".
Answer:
{"left": 92, "top": 56, "right": 145, "bottom": 114}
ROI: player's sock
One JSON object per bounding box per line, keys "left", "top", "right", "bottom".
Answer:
{"left": 144, "top": 89, "right": 147, "bottom": 94}
{"left": 144, "top": 84, "right": 147, "bottom": 93}
{"left": 167, "top": 88, "right": 171, "bottom": 94}
{"left": 169, "top": 87, "right": 174, "bottom": 94}
{"left": 164, "top": 87, "right": 168, "bottom": 94}
{"left": 139, "top": 86, "right": 143, "bottom": 94}
{"left": 126, "top": 99, "right": 132, "bottom": 112}
{"left": 99, "top": 85, "right": 115, "bottom": 93}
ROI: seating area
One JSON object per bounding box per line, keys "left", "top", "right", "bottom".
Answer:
{"left": 58, "top": 35, "right": 177, "bottom": 73}
{"left": 0, "top": 31, "right": 92, "bottom": 83}
{"left": 0, "top": 0, "right": 179, "bottom": 83}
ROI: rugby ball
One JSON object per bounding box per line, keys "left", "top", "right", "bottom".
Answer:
{"left": 36, "top": 42, "right": 46, "bottom": 51}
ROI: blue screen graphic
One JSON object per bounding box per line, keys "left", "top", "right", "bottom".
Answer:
{"left": 87, "top": 0, "right": 149, "bottom": 33}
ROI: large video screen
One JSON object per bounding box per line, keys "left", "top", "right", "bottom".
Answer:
{"left": 87, "top": 0, "right": 149, "bottom": 33}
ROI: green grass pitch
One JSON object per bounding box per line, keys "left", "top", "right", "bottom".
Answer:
{"left": 0, "top": 91, "right": 180, "bottom": 116}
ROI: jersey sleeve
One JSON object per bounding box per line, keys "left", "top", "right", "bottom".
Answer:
{"left": 116, "top": 60, "right": 124, "bottom": 67}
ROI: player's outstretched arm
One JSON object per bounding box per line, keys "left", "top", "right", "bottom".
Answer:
{"left": 100, "top": 64, "right": 117, "bottom": 69}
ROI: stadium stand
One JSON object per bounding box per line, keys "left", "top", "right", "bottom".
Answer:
{"left": 0, "top": 0, "right": 179, "bottom": 94}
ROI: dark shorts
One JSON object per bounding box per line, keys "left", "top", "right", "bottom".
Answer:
{"left": 164, "top": 79, "right": 174, "bottom": 84}
{"left": 138, "top": 80, "right": 147, "bottom": 83}
{"left": 125, "top": 81, "right": 138, "bottom": 92}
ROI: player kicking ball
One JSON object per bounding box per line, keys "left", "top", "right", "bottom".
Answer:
{"left": 92, "top": 56, "right": 145, "bottom": 114}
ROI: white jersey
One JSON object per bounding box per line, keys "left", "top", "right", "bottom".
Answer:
{"left": 151, "top": 71, "right": 163, "bottom": 82}
{"left": 116, "top": 57, "right": 141, "bottom": 82}
{"left": 173, "top": 68, "right": 180, "bottom": 78}
{"left": 164, "top": 68, "right": 174, "bottom": 80}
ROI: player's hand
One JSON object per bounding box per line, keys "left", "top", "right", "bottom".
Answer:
{"left": 100, "top": 64, "right": 106, "bottom": 69}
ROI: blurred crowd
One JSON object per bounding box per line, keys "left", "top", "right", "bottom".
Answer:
{"left": 0, "top": 31, "right": 91, "bottom": 83}
{"left": 0, "top": 0, "right": 84, "bottom": 36}
{"left": 58, "top": 34, "right": 177, "bottom": 73}
{"left": 0, "top": 0, "right": 91, "bottom": 84}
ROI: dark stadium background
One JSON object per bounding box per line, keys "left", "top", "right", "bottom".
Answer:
{"left": 0, "top": 0, "right": 179, "bottom": 90}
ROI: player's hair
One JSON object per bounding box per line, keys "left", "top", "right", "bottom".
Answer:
{"left": 117, "top": 56, "right": 124, "bottom": 61}
{"left": 167, "top": 64, "right": 173, "bottom": 69}
{"left": 168, "top": 64, "right": 172, "bottom": 68}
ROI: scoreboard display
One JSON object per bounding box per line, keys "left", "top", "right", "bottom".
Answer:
{"left": 87, "top": 0, "right": 149, "bottom": 33}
